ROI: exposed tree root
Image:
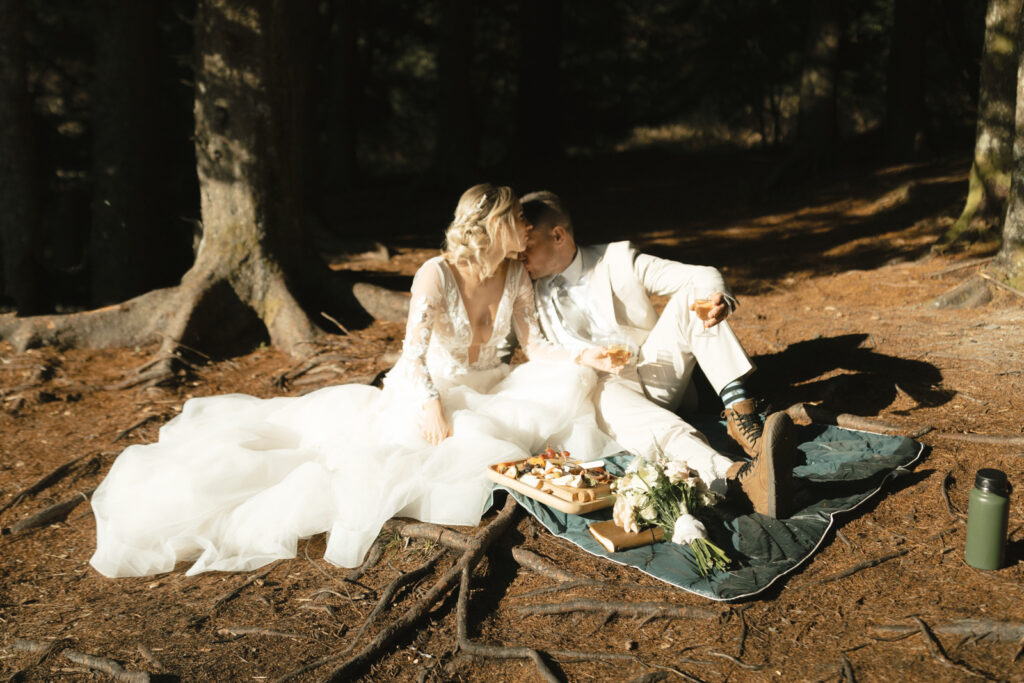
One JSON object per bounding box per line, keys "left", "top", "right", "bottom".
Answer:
{"left": 910, "top": 617, "right": 990, "bottom": 679}
{"left": 4, "top": 487, "right": 95, "bottom": 535}
{"left": 7, "top": 639, "right": 152, "bottom": 682}
{"left": 511, "top": 547, "right": 585, "bottom": 583}
{"left": 456, "top": 566, "right": 560, "bottom": 683}
{"left": 275, "top": 496, "right": 520, "bottom": 683}
{"left": 514, "top": 598, "right": 722, "bottom": 622}
{"left": 929, "top": 275, "right": 993, "bottom": 309}
{"left": 389, "top": 520, "right": 476, "bottom": 551}
{"left": 345, "top": 535, "right": 388, "bottom": 583}
{"left": 0, "top": 452, "right": 94, "bottom": 518}
{"left": 187, "top": 562, "right": 281, "bottom": 629}
{"left": 216, "top": 627, "right": 306, "bottom": 640}
{"left": 812, "top": 524, "right": 961, "bottom": 584}
{"left": 871, "top": 618, "right": 1024, "bottom": 643}
{"left": 934, "top": 432, "right": 1024, "bottom": 446}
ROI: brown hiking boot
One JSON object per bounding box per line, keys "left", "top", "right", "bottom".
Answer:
{"left": 725, "top": 398, "right": 764, "bottom": 458}
{"left": 726, "top": 412, "right": 797, "bottom": 518}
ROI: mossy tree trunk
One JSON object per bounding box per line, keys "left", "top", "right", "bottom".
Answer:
{"left": 936, "top": 0, "right": 1023, "bottom": 251}
{"left": 0, "top": 0, "right": 41, "bottom": 314}
{"left": 986, "top": 25, "right": 1024, "bottom": 292}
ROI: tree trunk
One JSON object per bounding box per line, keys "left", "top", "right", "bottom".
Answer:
{"left": 90, "top": 0, "right": 161, "bottom": 305}
{"left": 884, "top": 0, "right": 927, "bottom": 159}
{"left": 795, "top": 0, "right": 840, "bottom": 165}
{"left": 987, "top": 21, "right": 1024, "bottom": 292}
{"left": 936, "top": 0, "right": 1023, "bottom": 250}
{"left": 516, "top": 0, "right": 562, "bottom": 164}
{"left": 0, "top": 0, "right": 416, "bottom": 380}
{"left": 0, "top": 0, "right": 41, "bottom": 314}
{"left": 435, "top": 0, "right": 478, "bottom": 187}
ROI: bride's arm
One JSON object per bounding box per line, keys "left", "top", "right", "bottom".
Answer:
{"left": 511, "top": 266, "right": 623, "bottom": 373}
{"left": 400, "top": 261, "right": 451, "bottom": 443}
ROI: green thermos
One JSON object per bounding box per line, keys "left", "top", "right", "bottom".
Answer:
{"left": 964, "top": 468, "right": 1010, "bottom": 570}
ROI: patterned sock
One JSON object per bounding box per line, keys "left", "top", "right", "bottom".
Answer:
{"left": 719, "top": 380, "right": 749, "bottom": 409}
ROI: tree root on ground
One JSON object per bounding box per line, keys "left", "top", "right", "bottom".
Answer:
{"left": 514, "top": 598, "right": 722, "bottom": 622}
{"left": 0, "top": 452, "right": 95, "bottom": 518}
{"left": 3, "top": 487, "right": 96, "bottom": 535}
{"left": 7, "top": 639, "right": 153, "bottom": 682}
{"left": 187, "top": 562, "right": 282, "bottom": 630}
{"left": 275, "top": 496, "right": 520, "bottom": 683}
{"left": 871, "top": 618, "right": 1024, "bottom": 643}
{"left": 810, "top": 523, "right": 961, "bottom": 584}
{"left": 930, "top": 275, "right": 994, "bottom": 309}
{"left": 785, "top": 402, "right": 1024, "bottom": 445}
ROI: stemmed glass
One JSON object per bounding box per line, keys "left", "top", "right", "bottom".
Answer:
{"left": 692, "top": 289, "right": 719, "bottom": 337}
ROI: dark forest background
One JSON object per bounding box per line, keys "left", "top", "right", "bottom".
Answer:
{"left": 1, "top": 0, "right": 987, "bottom": 315}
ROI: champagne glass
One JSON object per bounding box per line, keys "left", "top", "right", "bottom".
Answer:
{"left": 692, "top": 289, "right": 718, "bottom": 337}
{"left": 603, "top": 338, "right": 638, "bottom": 371}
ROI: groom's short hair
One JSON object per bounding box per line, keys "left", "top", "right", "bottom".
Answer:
{"left": 521, "top": 191, "right": 574, "bottom": 237}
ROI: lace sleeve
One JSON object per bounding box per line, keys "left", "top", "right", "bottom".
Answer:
{"left": 399, "top": 260, "right": 445, "bottom": 402}
{"left": 511, "top": 265, "right": 574, "bottom": 363}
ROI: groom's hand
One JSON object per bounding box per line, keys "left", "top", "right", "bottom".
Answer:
{"left": 690, "top": 291, "right": 729, "bottom": 328}
{"left": 420, "top": 398, "right": 452, "bottom": 444}
{"left": 576, "top": 347, "right": 625, "bottom": 375}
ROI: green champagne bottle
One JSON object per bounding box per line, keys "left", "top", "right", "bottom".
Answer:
{"left": 963, "top": 468, "right": 1010, "bottom": 570}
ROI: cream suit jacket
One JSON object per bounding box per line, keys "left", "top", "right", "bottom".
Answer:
{"left": 538, "top": 240, "right": 733, "bottom": 349}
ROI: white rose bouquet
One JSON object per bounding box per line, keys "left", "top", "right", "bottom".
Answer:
{"left": 612, "top": 454, "right": 731, "bottom": 576}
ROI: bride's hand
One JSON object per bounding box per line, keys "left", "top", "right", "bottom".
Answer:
{"left": 576, "top": 347, "right": 625, "bottom": 375}
{"left": 420, "top": 398, "right": 452, "bottom": 444}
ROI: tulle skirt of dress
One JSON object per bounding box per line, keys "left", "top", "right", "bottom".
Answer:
{"left": 90, "top": 360, "right": 622, "bottom": 578}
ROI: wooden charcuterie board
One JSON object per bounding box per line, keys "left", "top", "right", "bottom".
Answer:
{"left": 486, "top": 458, "right": 617, "bottom": 515}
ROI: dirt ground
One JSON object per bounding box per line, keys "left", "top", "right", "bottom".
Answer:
{"left": 2, "top": 151, "right": 1024, "bottom": 682}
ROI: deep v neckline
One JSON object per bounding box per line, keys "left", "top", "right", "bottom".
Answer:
{"left": 441, "top": 259, "right": 513, "bottom": 357}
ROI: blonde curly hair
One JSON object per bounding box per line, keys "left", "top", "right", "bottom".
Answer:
{"left": 443, "top": 183, "right": 520, "bottom": 278}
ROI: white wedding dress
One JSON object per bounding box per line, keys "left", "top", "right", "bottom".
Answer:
{"left": 90, "top": 257, "right": 622, "bottom": 577}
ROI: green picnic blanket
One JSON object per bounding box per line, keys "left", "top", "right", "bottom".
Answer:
{"left": 492, "top": 420, "right": 926, "bottom": 602}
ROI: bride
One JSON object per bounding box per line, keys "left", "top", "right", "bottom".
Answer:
{"left": 90, "top": 184, "right": 625, "bottom": 578}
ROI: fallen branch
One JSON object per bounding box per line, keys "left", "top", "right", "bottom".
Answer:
{"left": 3, "top": 637, "right": 64, "bottom": 682}
{"left": 0, "top": 452, "right": 94, "bottom": 518}
{"left": 514, "top": 599, "right": 721, "bottom": 622}
{"left": 931, "top": 432, "right": 1024, "bottom": 446}
{"left": 5, "top": 487, "right": 96, "bottom": 535}
{"left": 784, "top": 403, "right": 930, "bottom": 437}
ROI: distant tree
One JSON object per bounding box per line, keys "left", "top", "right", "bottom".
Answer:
{"left": 884, "top": 0, "right": 927, "bottom": 159}
{"left": 434, "top": 0, "right": 478, "bottom": 185}
{"left": 1, "top": 0, "right": 403, "bottom": 383}
{"left": 0, "top": 0, "right": 40, "bottom": 314}
{"left": 325, "top": 0, "right": 361, "bottom": 195}
{"left": 90, "top": 0, "right": 162, "bottom": 305}
{"left": 516, "top": 0, "right": 562, "bottom": 163}
{"left": 936, "top": 0, "right": 1023, "bottom": 250}
{"left": 795, "top": 0, "right": 840, "bottom": 163}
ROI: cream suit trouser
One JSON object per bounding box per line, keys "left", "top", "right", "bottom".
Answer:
{"left": 593, "top": 290, "right": 755, "bottom": 490}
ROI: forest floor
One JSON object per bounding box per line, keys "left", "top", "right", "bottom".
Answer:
{"left": 1, "top": 148, "right": 1023, "bottom": 682}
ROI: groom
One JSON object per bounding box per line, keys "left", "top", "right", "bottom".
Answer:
{"left": 519, "top": 190, "right": 796, "bottom": 518}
